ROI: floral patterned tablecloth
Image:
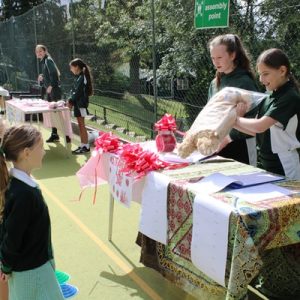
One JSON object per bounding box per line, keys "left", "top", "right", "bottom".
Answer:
{"left": 138, "top": 160, "right": 300, "bottom": 300}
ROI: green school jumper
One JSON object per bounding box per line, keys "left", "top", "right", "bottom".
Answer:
{"left": 252, "top": 81, "right": 300, "bottom": 299}
{"left": 0, "top": 169, "right": 64, "bottom": 300}
{"left": 69, "top": 72, "right": 89, "bottom": 117}
{"left": 40, "top": 55, "right": 61, "bottom": 101}
{"left": 256, "top": 80, "right": 300, "bottom": 179}
{"left": 208, "top": 67, "right": 258, "bottom": 166}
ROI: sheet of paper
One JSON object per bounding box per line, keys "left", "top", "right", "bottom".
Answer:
{"left": 187, "top": 172, "right": 239, "bottom": 194}
{"left": 139, "top": 172, "right": 170, "bottom": 245}
{"left": 139, "top": 140, "right": 216, "bottom": 163}
{"left": 108, "top": 155, "right": 133, "bottom": 207}
{"left": 191, "top": 193, "right": 233, "bottom": 287}
{"left": 228, "top": 183, "right": 294, "bottom": 203}
{"left": 160, "top": 150, "right": 209, "bottom": 163}
{"left": 230, "top": 171, "right": 284, "bottom": 187}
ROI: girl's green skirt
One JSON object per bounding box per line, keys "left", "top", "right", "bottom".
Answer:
{"left": 8, "top": 260, "right": 64, "bottom": 300}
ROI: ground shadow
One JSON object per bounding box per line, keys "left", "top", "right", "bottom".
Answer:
{"left": 106, "top": 241, "right": 197, "bottom": 300}
{"left": 135, "top": 95, "right": 154, "bottom": 113}
{"left": 33, "top": 143, "right": 88, "bottom": 179}
{"left": 98, "top": 266, "right": 196, "bottom": 300}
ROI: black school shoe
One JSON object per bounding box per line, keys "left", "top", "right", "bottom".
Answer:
{"left": 72, "top": 146, "right": 90, "bottom": 155}
{"left": 46, "top": 134, "right": 60, "bottom": 143}
{"left": 66, "top": 136, "right": 71, "bottom": 143}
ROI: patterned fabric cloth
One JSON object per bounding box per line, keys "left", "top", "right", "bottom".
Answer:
{"left": 8, "top": 261, "right": 64, "bottom": 300}
{"left": 138, "top": 161, "right": 300, "bottom": 300}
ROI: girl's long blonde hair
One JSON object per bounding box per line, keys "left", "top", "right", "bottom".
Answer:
{"left": 36, "top": 44, "right": 61, "bottom": 78}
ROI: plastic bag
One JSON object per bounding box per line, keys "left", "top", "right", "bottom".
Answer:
{"left": 177, "top": 87, "right": 267, "bottom": 157}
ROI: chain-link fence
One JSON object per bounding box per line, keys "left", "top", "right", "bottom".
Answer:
{"left": 0, "top": 0, "right": 300, "bottom": 139}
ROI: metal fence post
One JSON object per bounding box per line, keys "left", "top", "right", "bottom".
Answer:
{"left": 151, "top": 0, "right": 158, "bottom": 125}
{"left": 33, "top": 7, "right": 39, "bottom": 78}
{"left": 70, "top": 0, "right": 76, "bottom": 59}
{"left": 103, "top": 107, "right": 107, "bottom": 124}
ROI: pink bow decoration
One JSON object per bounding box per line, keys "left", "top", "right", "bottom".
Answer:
{"left": 154, "top": 114, "right": 177, "bottom": 131}
{"left": 94, "top": 132, "right": 123, "bottom": 153}
{"left": 119, "top": 143, "right": 188, "bottom": 179}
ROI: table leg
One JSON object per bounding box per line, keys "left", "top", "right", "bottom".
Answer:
{"left": 63, "top": 135, "right": 71, "bottom": 158}
{"left": 37, "top": 113, "right": 41, "bottom": 130}
{"left": 0, "top": 96, "right": 5, "bottom": 114}
{"left": 108, "top": 193, "right": 115, "bottom": 241}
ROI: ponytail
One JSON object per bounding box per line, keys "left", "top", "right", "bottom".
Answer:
{"left": 0, "top": 124, "right": 42, "bottom": 221}
{"left": 70, "top": 58, "right": 93, "bottom": 96}
{"left": 0, "top": 119, "right": 8, "bottom": 222}
{"left": 289, "top": 73, "right": 300, "bottom": 93}
{"left": 0, "top": 154, "right": 9, "bottom": 222}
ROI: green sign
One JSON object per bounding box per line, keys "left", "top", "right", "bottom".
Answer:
{"left": 194, "top": 0, "right": 230, "bottom": 29}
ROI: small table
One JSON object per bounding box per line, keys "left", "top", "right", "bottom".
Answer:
{"left": 0, "top": 87, "right": 9, "bottom": 113}
{"left": 6, "top": 99, "right": 73, "bottom": 154}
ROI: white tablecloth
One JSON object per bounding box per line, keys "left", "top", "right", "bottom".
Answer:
{"left": 6, "top": 99, "right": 73, "bottom": 137}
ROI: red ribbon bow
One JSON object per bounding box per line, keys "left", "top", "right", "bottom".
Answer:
{"left": 154, "top": 114, "right": 177, "bottom": 131}
{"left": 94, "top": 132, "right": 123, "bottom": 153}
{"left": 119, "top": 143, "right": 188, "bottom": 179}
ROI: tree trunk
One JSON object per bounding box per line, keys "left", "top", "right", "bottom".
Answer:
{"left": 129, "top": 53, "right": 140, "bottom": 94}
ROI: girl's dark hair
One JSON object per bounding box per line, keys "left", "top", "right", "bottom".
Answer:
{"left": 70, "top": 58, "right": 93, "bottom": 96}
{"left": 0, "top": 125, "right": 42, "bottom": 221}
{"left": 257, "top": 48, "right": 300, "bottom": 91}
{"left": 208, "top": 34, "right": 255, "bottom": 88}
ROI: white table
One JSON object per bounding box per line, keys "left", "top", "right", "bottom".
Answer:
{"left": 6, "top": 99, "right": 73, "bottom": 155}
{"left": 0, "top": 87, "right": 9, "bottom": 113}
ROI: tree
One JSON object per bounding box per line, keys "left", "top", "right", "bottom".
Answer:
{"left": 1, "top": 0, "right": 45, "bottom": 20}
{"left": 94, "top": 0, "right": 152, "bottom": 93}
{"left": 0, "top": 0, "right": 69, "bottom": 90}
{"left": 257, "top": 0, "right": 300, "bottom": 79}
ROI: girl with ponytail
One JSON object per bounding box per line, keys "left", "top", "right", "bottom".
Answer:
{"left": 0, "top": 117, "right": 8, "bottom": 300}
{"left": 207, "top": 34, "right": 258, "bottom": 166}
{"left": 0, "top": 122, "right": 64, "bottom": 300}
{"left": 68, "top": 58, "right": 93, "bottom": 155}
{"left": 235, "top": 48, "right": 300, "bottom": 179}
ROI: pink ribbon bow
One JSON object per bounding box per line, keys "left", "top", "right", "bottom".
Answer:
{"left": 94, "top": 132, "right": 123, "bottom": 153}
{"left": 154, "top": 114, "right": 177, "bottom": 131}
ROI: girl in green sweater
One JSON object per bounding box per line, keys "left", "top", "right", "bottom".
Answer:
{"left": 236, "top": 48, "right": 300, "bottom": 300}
{"left": 208, "top": 34, "right": 258, "bottom": 166}
{"left": 0, "top": 124, "right": 64, "bottom": 300}
{"left": 36, "top": 44, "right": 62, "bottom": 143}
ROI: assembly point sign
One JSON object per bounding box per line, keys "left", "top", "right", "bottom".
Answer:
{"left": 194, "top": 0, "right": 230, "bottom": 29}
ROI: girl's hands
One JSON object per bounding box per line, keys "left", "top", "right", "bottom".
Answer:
{"left": 46, "top": 86, "right": 52, "bottom": 94}
{"left": 38, "top": 74, "right": 44, "bottom": 83}
{"left": 67, "top": 101, "right": 73, "bottom": 109}
{"left": 236, "top": 102, "right": 247, "bottom": 117}
{"left": 216, "top": 135, "right": 232, "bottom": 153}
{"left": 0, "top": 272, "right": 9, "bottom": 282}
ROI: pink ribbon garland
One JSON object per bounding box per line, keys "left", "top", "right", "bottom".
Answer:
{"left": 79, "top": 132, "right": 189, "bottom": 204}
{"left": 154, "top": 113, "right": 177, "bottom": 131}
